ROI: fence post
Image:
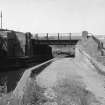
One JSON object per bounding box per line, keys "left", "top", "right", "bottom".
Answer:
{"left": 46, "top": 33, "right": 48, "bottom": 40}
{"left": 58, "top": 33, "right": 59, "bottom": 40}
{"left": 69, "top": 33, "right": 71, "bottom": 40}
{"left": 36, "top": 33, "right": 38, "bottom": 40}
{"left": 25, "top": 32, "right": 32, "bottom": 56}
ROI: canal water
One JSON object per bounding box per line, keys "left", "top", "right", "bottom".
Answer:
{"left": 0, "top": 62, "right": 40, "bottom": 93}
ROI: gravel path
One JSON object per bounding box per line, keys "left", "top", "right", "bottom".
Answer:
{"left": 36, "top": 57, "right": 105, "bottom": 104}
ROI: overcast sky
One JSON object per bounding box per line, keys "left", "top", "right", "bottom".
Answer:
{"left": 0, "top": 0, "right": 105, "bottom": 34}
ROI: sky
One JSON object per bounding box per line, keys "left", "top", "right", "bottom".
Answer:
{"left": 0, "top": 0, "right": 105, "bottom": 34}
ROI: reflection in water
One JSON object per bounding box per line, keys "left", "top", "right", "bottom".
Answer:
{"left": 0, "top": 62, "right": 40, "bottom": 93}
{"left": 0, "top": 68, "right": 25, "bottom": 92}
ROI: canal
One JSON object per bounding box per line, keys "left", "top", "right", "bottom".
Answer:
{"left": 0, "top": 61, "right": 42, "bottom": 93}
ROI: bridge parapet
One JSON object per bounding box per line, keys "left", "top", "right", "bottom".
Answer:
{"left": 32, "top": 33, "right": 82, "bottom": 41}
{"left": 31, "top": 39, "right": 79, "bottom": 45}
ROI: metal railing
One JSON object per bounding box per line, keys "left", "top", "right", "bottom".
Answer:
{"left": 33, "top": 33, "right": 82, "bottom": 40}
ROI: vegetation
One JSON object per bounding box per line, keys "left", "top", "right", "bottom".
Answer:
{"left": 0, "top": 76, "right": 101, "bottom": 105}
